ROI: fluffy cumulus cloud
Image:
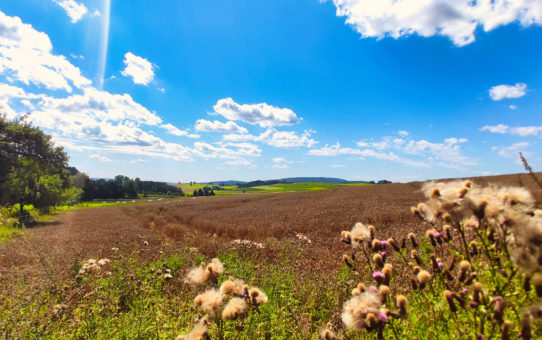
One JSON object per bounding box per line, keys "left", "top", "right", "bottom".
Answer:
{"left": 0, "top": 11, "right": 91, "bottom": 92}
{"left": 489, "top": 83, "right": 527, "bottom": 100}
{"left": 272, "top": 157, "right": 291, "bottom": 169}
{"left": 213, "top": 97, "right": 299, "bottom": 127}
{"left": 0, "top": 11, "right": 252, "bottom": 163}
{"left": 121, "top": 52, "right": 155, "bottom": 85}
{"left": 53, "top": 0, "right": 88, "bottom": 23}
{"left": 329, "top": 0, "right": 542, "bottom": 46}
{"left": 223, "top": 128, "right": 317, "bottom": 148}
{"left": 195, "top": 119, "right": 248, "bottom": 133}
{"left": 161, "top": 123, "right": 188, "bottom": 136}
{"left": 309, "top": 133, "right": 475, "bottom": 170}
{"left": 480, "top": 124, "right": 542, "bottom": 136}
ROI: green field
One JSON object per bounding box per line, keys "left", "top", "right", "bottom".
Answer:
{"left": 175, "top": 182, "right": 371, "bottom": 195}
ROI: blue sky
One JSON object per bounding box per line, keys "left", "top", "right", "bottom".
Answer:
{"left": 1, "top": 0, "right": 541, "bottom": 182}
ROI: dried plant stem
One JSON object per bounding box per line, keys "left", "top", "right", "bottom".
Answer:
{"left": 519, "top": 152, "right": 542, "bottom": 189}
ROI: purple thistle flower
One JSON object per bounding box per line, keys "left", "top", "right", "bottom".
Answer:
{"left": 381, "top": 251, "right": 388, "bottom": 258}
{"left": 460, "top": 289, "right": 468, "bottom": 296}
{"left": 434, "top": 232, "right": 442, "bottom": 238}
{"left": 369, "top": 285, "right": 378, "bottom": 292}
{"left": 438, "top": 262, "right": 445, "bottom": 269}
{"left": 372, "top": 271, "right": 384, "bottom": 279}
{"left": 379, "top": 312, "right": 389, "bottom": 322}
{"left": 379, "top": 240, "right": 389, "bottom": 247}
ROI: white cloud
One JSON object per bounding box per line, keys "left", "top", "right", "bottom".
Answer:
{"left": 308, "top": 142, "right": 428, "bottom": 167}
{"left": 480, "top": 124, "right": 542, "bottom": 137}
{"left": 195, "top": 119, "right": 248, "bottom": 133}
{"left": 509, "top": 105, "right": 517, "bottom": 110}
{"left": 192, "top": 141, "right": 261, "bottom": 160}
{"left": 489, "top": 83, "right": 527, "bottom": 100}
{"left": 161, "top": 123, "right": 188, "bottom": 136}
{"left": 330, "top": 164, "right": 346, "bottom": 168}
{"left": 492, "top": 142, "right": 530, "bottom": 158}
{"left": 91, "top": 10, "right": 101, "bottom": 17}
{"left": 266, "top": 130, "right": 317, "bottom": 148}
{"left": 310, "top": 134, "right": 475, "bottom": 169}
{"left": 53, "top": 0, "right": 88, "bottom": 23}
{"left": 213, "top": 97, "right": 299, "bottom": 127}
{"left": 398, "top": 130, "right": 409, "bottom": 137}
{"left": 32, "top": 87, "right": 162, "bottom": 125}
{"left": 129, "top": 158, "right": 147, "bottom": 164}
{"left": 0, "top": 10, "right": 92, "bottom": 92}
{"left": 121, "top": 52, "right": 155, "bottom": 85}
{"left": 225, "top": 159, "right": 256, "bottom": 167}
{"left": 272, "top": 157, "right": 292, "bottom": 169}
{"left": 223, "top": 128, "right": 317, "bottom": 148}
{"left": 90, "top": 153, "right": 111, "bottom": 162}
{"left": 329, "top": 0, "right": 542, "bottom": 46}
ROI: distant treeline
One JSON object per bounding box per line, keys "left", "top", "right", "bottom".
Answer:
{"left": 237, "top": 180, "right": 284, "bottom": 188}
{"left": 79, "top": 174, "right": 184, "bottom": 200}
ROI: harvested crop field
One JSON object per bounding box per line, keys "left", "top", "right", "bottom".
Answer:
{"left": 1, "top": 172, "right": 541, "bottom": 339}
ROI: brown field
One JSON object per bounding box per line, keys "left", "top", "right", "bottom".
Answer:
{"left": 2, "top": 171, "right": 541, "bottom": 291}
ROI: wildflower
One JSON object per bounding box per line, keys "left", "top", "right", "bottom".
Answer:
{"left": 248, "top": 287, "right": 268, "bottom": 305}
{"left": 444, "top": 290, "right": 457, "bottom": 313}
{"left": 411, "top": 250, "right": 422, "bottom": 265}
{"left": 97, "top": 258, "right": 110, "bottom": 266}
{"left": 387, "top": 238, "right": 400, "bottom": 251}
{"left": 373, "top": 253, "right": 384, "bottom": 268}
{"left": 372, "top": 271, "right": 384, "bottom": 285}
{"left": 207, "top": 258, "right": 224, "bottom": 278}
{"left": 350, "top": 222, "right": 371, "bottom": 245}
{"left": 396, "top": 295, "right": 407, "bottom": 316}
{"left": 194, "top": 289, "right": 226, "bottom": 317}
{"left": 382, "top": 264, "right": 392, "bottom": 285}
{"left": 357, "top": 283, "right": 366, "bottom": 293}
{"left": 164, "top": 273, "right": 173, "bottom": 280}
{"left": 220, "top": 277, "right": 245, "bottom": 296}
{"left": 493, "top": 296, "right": 505, "bottom": 324}
{"left": 341, "top": 291, "right": 382, "bottom": 330}
{"left": 501, "top": 320, "right": 513, "bottom": 340}
{"left": 458, "top": 261, "right": 471, "bottom": 282}
{"left": 443, "top": 224, "right": 452, "bottom": 241}
{"left": 417, "top": 270, "right": 432, "bottom": 289}
{"left": 465, "top": 272, "right": 478, "bottom": 285}
{"left": 532, "top": 273, "right": 542, "bottom": 297}
{"left": 473, "top": 282, "right": 483, "bottom": 304}
{"left": 319, "top": 324, "right": 337, "bottom": 340}
{"left": 343, "top": 254, "right": 352, "bottom": 268}
{"left": 341, "top": 231, "right": 352, "bottom": 244}
{"left": 408, "top": 233, "right": 418, "bottom": 248}
{"left": 379, "top": 285, "right": 390, "bottom": 302}
{"left": 426, "top": 229, "right": 437, "bottom": 247}
{"left": 111, "top": 247, "right": 119, "bottom": 253}
{"left": 186, "top": 262, "right": 210, "bottom": 285}
{"left": 176, "top": 324, "right": 209, "bottom": 340}
{"left": 222, "top": 297, "right": 247, "bottom": 320}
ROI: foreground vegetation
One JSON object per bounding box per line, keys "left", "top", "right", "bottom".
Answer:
{"left": 1, "top": 178, "right": 541, "bottom": 339}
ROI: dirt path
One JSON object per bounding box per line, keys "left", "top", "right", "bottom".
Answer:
{"left": 0, "top": 205, "right": 163, "bottom": 288}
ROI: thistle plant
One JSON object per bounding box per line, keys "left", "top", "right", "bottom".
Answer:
{"left": 332, "top": 180, "right": 542, "bottom": 339}
{"left": 178, "top": 258, "right": 268, "bottom": 340}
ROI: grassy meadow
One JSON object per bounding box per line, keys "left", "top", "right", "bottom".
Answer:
{"left": 175, "top": 182, "right": 371, "bottom": 195}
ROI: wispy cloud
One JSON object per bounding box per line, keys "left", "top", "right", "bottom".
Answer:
{"left": 480, "top": 124, "right": 542, "bottom": 137}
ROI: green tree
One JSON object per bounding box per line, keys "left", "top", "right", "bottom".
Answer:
{"left": 0, "top": 114, "right": 73, "bottom": 222}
